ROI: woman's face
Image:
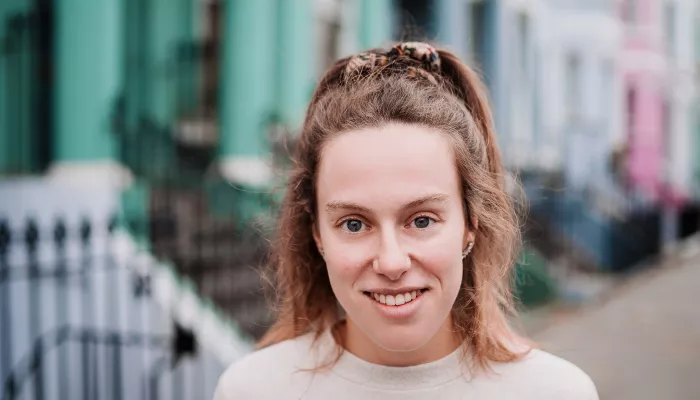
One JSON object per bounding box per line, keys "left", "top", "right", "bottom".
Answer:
{"left": 314, "top": 123, "right": 473, "bottom": 360}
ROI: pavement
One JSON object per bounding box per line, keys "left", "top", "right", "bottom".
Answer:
{"left": 528, "top": 237, "right": 700, "bottom": 400}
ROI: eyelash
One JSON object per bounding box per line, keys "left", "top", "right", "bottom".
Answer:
{"left": 337, "top": 214, "right": 438, "bottom": 233}
{"left": 409, "top": 214, "right": 437, "bottom": 229}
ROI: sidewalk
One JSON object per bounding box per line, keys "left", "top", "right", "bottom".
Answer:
{"left": 531, "top": 238, "right": 700, "bottom": 400}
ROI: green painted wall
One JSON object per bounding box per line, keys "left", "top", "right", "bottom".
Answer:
{"left": 219, "top": 0, "right": 276, "bottom": 159}
{"left": 276, "top": 0, "right": 313, "bottom": 130}
{"left": 360, "top": 0, "right": 394, "bottom": 49}
{"left": 54, "top": 0, "right": 122, "bottom": 162}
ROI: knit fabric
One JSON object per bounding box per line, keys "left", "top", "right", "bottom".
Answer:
{"left": 213, "top": 329, "right": 599, "bottom": 400}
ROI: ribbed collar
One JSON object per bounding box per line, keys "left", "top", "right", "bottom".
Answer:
{"left": 316, "top": 329, "right": 470, "bottom": 391}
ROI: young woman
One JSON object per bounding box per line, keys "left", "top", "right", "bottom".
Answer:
{"left": 214, "top": 42, "right": 598, "bottom": 399}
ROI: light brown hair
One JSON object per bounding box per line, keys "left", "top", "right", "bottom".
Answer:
{"left": 259, "top": 44, "right": 529, "bottom": 370}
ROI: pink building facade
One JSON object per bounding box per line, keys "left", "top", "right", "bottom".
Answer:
{"left": 619, "top": 0, "right": 695, "bottom": 207}
{"left": 619, "top": 0, "right": 667, "bottom": 201}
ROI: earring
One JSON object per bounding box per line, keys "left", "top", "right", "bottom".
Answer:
{"left": 462, "top": 242, "right": 474, "bottom": 259}
{"left": 319, "top": 249, "right": 325, "bottom": 258}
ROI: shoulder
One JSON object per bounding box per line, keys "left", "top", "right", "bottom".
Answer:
{"left": 213, "top": 333, "right": 323, "bottom": 400}
{"left": 489, "top": 349, "right": 599, "bottom": 400}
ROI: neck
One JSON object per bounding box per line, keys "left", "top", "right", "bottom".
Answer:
{"left": 338, "top": 317, "right": 460, "bottom": 367}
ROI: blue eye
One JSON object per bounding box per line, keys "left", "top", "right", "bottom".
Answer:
{"left": 342, "top": 219, "right": 364, "bottom": 233}
{"left": 412, "top": 216, "right": 433, "bottom": 229}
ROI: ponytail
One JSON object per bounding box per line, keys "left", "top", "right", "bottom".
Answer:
{"left": 437, "top": 50, "right": 504, "bottom": 181}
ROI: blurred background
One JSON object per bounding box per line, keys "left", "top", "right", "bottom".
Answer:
{"left": 0, "top": 0, "right": 699, "bottom": 399}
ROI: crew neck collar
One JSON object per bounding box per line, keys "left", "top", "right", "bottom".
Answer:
{"left": 316, "top": 328, "right": 470, "bottom": 391}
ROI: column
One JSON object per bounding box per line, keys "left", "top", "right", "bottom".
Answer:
{"left": 50, "top": 0, "right": 131, "bottom": 185}
{"left": 359, "top": 0, "right": 393, "bottom": 49}
{"left": 276, "top": 0, "right": 314, "bottom": 130}
{"left": 219, "top": 0, "right": 276, "bottom": 187}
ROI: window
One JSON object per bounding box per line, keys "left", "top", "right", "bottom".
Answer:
{"left": 517, "top": 12, "right": 530, "bottom": 80}
{"left": 622, "top": 0, "right": 637, "bottom": 25}
{"left": 315, "top": 0, "right": 342, "bottom": 73}
{"left": 395, "top": 0, "right": 433, "bottom": 41}
{"left": 665, "top": 3, "right": 676, "bottom": 58}
{"left": 626, "top": 87, "right": 637, "bottom": 141}
{"left": 467, "top": 0, "right": 485, "bottom": 66}
{"left": 565, "top": 54, "right": 582, "bottom": 122}
{"left": 600, "top": 60, "right": 613, "bottom": 123}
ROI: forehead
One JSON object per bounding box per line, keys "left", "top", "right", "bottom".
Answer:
{"left": 316, "top": 123, "right": 461, "bottom": 207}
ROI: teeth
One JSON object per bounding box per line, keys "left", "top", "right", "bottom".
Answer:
{"left": 368, "top": 290, "right": 424, "bottom": 306}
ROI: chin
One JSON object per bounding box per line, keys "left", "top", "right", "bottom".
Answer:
{"left": 367, "top": 322, "right": 435, "bottom": 353}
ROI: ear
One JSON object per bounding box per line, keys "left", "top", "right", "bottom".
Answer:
{"left": 470, "top": 214, "right": 479, "bottom": 232}
{"left": 312, "top": 221, "right": 323, "bottom": 254}
{"left": 463, "top": 214, "right": 478, "bottom": 249}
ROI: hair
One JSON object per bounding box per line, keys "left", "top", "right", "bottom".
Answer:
{"left": 258, "top": 43, "right": 530, "bottom": 370}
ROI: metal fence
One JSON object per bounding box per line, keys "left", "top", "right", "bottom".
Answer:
{"left": 0, "top": 216, "right": 221, "bottom": 400}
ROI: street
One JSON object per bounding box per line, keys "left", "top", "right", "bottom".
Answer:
{"left": 533, "top": 238, "right": 700, "bottom": 400}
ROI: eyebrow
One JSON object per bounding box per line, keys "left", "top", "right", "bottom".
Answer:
{"left": 324, "top": 194, "right": 450, "bottom": 214}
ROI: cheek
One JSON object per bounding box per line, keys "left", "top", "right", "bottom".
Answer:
{"left": 420, "top": 248, "right": 463, "bottom": 285}
{"left": 414, "top": 229, "right": 464, "bottom": 289}
{"left": 320, "top": 231, "right": 373, "bottom": 284}
{"left": 325, "top": 252, "right": 365, "bottom": 292}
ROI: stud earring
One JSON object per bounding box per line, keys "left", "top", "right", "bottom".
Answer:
{"left": 462, "top": 242, "right": 474, "bottom": 259}
{"left": 319, "top": 249, "right": 325, "bottom": 258}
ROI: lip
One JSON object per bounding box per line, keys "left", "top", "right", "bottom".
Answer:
{"left": 362, "top": 286, "right": 428, "bottom": 296}
{"left": 363, "top": 290, "right": 426, "bottom": 319}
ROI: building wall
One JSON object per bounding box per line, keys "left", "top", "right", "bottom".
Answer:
{"left": 536, "top": 1, "right": 622, "bottom": 184}
{"left": 694, "top": 6, "right": 700, "bottom": 197}
{"left": 664, "top": 0, "right": 698, "bottom": 202}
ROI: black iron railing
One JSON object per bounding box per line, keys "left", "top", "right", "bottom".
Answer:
{"left": 0, "top": 217, "right": 205, "bottom": 400}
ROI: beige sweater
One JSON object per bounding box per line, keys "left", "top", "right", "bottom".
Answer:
{"left": 213, "top": 330, "right": 598, "bottom": 400}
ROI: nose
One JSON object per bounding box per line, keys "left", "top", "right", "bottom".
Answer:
{"left": 374, "top": 229, "right": 410, "bottom": 281}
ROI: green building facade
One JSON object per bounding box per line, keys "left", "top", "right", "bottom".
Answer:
{"left": 1, "top": 1, "right": 393, "bottom": 177}
{"left": 0, "top": 0, "right": 396, "bottom": 224}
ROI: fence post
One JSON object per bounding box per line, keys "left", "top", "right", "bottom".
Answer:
{"left": 24, "top": 218, "right": 43, "bottom": 400}
{"left": 0, "top": 219, "right": 10, "bottom": 391}
{"left": 78, "top": 218, "right": 99, "bottom": 400}
{"left": 105, "top": 216, "right": 124, "bottom": 400}
{"left": 53, "top": 218, "right": 69, "bottom": 400}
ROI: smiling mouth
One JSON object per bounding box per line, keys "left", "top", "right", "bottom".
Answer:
{"left": 363, "top": 289, "right": 428, "bottom": 306}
